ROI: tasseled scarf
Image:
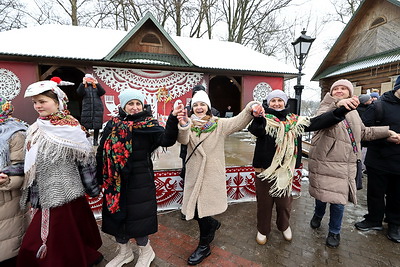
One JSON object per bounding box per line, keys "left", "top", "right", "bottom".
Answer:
{"left": 190, "top": 114, "right": 218, "bottom": 136}
{"left": 258, "top": 113, "right": 310, "bottom": 197}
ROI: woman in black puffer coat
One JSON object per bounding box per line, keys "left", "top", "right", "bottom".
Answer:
{"left": 77, "top": 74, "right": 106, "bottom": 145}
{"left": 96, "top": 89, "right": 184, "bottom": 267}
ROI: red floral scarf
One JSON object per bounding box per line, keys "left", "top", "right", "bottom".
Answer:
{"left": 102, "top": 116, "right": 157, "bottom": 214}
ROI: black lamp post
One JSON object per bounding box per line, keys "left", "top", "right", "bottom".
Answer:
{"left": 291, "top": 29, "right": 315, "bottom": 115}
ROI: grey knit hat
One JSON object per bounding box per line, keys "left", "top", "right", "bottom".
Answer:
{"left": 358, "top": 94, "right": 371, "bottom": 105}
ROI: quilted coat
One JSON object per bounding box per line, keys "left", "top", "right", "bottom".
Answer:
{"left": 178, "top": 101, "right": 257, "bottom": 220}
{"left": 0, "top": 132, "right": 27, "bottom": 262}
{"left": 308, "top": 93, "right": 390, "bottom": 205}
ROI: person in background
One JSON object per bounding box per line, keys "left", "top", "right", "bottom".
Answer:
{"left": 97, "top": 89, "right": 184, "bottom": 267}
{"left": 308, "top": 79, "right": 396, "bottom": 248}
{"left": 224, "top": 105, "right": 233, "bottom": 117}
{"left": 370, "top": 91, "right": 380, "bottom": 102}
{"left": 18, "top": 80, "right": 102, "bottom": 267}
{"left": 177, "top": 90, "right": 263, "bottom": 265}
{"left": 355, "top": 76, "right": 400, "bottom": 243}
{"left": 248, "top": 89, "right": 354, "bottom": 245}
{"left": 0, "top": 96, "right": 27, "bottom": 267}
{"left": 77, "top": 73, "right": 106, "bottom": 146}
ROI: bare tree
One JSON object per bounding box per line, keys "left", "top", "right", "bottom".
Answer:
{"left": 0, "top": 1, "right": 26, "bottom": 31}
{"left": 327, "top": 0, "right": 362, "bottom": 24}
{"left": 220, "top": 0, "right": 292, "bottom": 44}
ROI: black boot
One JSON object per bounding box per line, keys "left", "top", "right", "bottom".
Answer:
{"left": 187, "top": 237, "right": 211, "bottom": 265}
{"left": 206, "top": 217, "right": 221, "bottom": 243}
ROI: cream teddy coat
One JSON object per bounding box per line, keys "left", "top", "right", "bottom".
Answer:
{"left": 178, "top": 101, "right": 257, "bottom": 220}
{"left": 308, "top": 93, "right": 390, "bottom": 205}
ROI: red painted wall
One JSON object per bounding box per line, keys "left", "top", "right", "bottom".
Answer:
{"left": 0, "top": 61, "right": 38, "bottom": 124}
{"left": 242, "top": 76, "right": 284, "bottom": 106}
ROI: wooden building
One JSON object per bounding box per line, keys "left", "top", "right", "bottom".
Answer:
{"left": 0, "top": 12, "right": 297, "bottom": 124}
{"left": 312, "top": 0, "right": 400, "bottom": 96}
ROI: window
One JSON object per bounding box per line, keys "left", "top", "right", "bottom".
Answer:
{"left": 140, "top": 33, "right": 162, "bottom": 46}
{"left": 370, "top": 17, "right": 386, "bottom": 29}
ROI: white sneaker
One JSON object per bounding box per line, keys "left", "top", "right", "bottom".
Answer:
{"left": 282, "top": 226, "right": 292, "bottom": 241}
{"left": 256, "top": 231, "right": 267, "bottom": 245}
{"left": 135, "top": 241, "right": 155, "bottom": 267}
{"left": 106, "top": 242, "right": 134, "bottom": 267}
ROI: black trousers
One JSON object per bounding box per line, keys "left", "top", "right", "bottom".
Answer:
{"left": 365, "top": 166, "right": 400, "bottom": 225}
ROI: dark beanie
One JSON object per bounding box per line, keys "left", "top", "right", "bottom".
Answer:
{"left": 192, "top": 85, "right": 206, "bottom": 96}
{"left": 394, "top": 76, "right": 400, "bottom": 91}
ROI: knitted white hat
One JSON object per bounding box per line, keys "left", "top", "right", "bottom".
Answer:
{"left": 191, "top": 90, "right": 211, "bottom": 110}
{"left": 266, "top": 89, "right": 288, "bottom": 106}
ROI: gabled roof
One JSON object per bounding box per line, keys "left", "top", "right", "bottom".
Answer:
{"left": 0, "top": 16, "right": 297, "bottom": 77}
{"left": 313, "top": 48, "right": 400, "bottom": 79}
{"left": 312, "top": 0, "right": 400, "bottom": 80}
{"left": 104, "top": 12, "right": 193, "bottom": 66}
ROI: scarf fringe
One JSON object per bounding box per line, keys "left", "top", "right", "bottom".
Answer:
{"left": 258, "top": 114, "right": 310, "bottom": 197}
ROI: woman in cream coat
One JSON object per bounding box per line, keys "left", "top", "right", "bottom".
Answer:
{"left": 177, "top": 90, "right": 262, "bottom": 265}
{"left": 308, "top": 79, "right": 395, "bottom": 248}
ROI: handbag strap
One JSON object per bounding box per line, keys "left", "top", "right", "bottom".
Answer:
{"left": 343, "top": 119, "right": 358, "bottom": 153}
{"left": 185, "top": 140, "right": 204, "bottom": 165}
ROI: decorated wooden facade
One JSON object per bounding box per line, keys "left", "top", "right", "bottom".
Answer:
{"left": 312, "top": 0, "right": 400, "bottom": 96}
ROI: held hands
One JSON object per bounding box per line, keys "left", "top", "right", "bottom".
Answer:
{"left": 172, "top": 101, "right": 189, "bottom": 126}
{"left": 251, "top": 104, "right": 265, "bottom": 117}
{"left": 337, "top": 96, "right": 360, "bottom": 110}
{"left": 387, "top": 130, "right": 400, "bottom": 144}
{"left": 0, "top": 173, "right": 9, "bottom": 186}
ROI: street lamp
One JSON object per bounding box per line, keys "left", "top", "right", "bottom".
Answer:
{"left": 291, "top": 29, "right": 315, "bottom": 114}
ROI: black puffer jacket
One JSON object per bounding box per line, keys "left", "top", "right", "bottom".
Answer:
{"left": 96, "top": 109, "right": 178, "bottom": 238}
{"left": 77, "top": 83, "right": 106, "bottom": 129}
{"left": 362, "top": 91, "right": 400, "bottom": 173}
{"left": 248, "top": 103, "right": 349, "bottom": 169}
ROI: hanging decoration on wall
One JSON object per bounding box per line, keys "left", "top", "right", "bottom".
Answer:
{"left": 253, "top": 82, "right": 273, "bottom": 102}
{"left": 94, "top": 67, "right": 203, "bottom": 116}
{"left": 0, "top": 68, "right": 21, "bottom": 100}
{"left": 157, "top": 86, "right": 172, "bottom": 116}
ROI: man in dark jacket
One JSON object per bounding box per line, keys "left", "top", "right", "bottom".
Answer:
{"left": 77, "top": 74, "right": 106, "bottom": 146}
{"left": 355, "top": 76, "right": 400, "bottom": 243}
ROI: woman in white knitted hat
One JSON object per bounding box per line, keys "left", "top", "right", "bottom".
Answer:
{"left": 248, "top": 89, "right": 357, "bottom": 246}
{"left": 177, "top": 90, "right": 263, "bottom": 265}
{"left": 308, "top": 79, "right": 395, "bottom": 248}
{"left": 18, "top": 80, "right": 103, "bottom": 266}
{"left": 96, "top": 89, "right": 184, "bottom": 267}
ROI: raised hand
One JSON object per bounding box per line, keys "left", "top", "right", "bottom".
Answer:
{"left": 337, "top": 96, "right": 360, "bottom": 110}
{"left": 252, "top": 104, "right": 265, "bottom": 117}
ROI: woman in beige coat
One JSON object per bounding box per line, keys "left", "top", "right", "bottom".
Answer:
{"left": 308, "top": 79, "right": 395, "bottom": 248}
{"left": 0, "top": 96, "right": 27, "bottom": 266}
{"left": 177, "top": 90, "right": 261, "bottom": 265}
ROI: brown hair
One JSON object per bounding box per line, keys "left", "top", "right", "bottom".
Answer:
{"left": 40, "top": 90, "right": 59, "bottom": 105}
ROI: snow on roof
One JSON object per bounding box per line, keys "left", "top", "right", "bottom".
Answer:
{"left": 0, "top": 24, "right": 297, "bottom": 74}
{"left": 0, "top": 24, "right": 125, "bottom": 60}
{"left": 173, "top": 36, "right": 297, "bottom": 74}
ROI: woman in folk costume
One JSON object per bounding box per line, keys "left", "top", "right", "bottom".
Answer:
{"left": 96, "top": 89, "right": 184, "bottom": 267}
{"left": 0, "top": 97, "right": 28, "bottom": 266}
{"left": 308, "top": 79, "right": 396, "bottom": 248}
{"left": 177, "top": 90, "right": 263, "bottom": 265}
{"left": 17, "top": 81, "right": 102, "bottom": 267}
{"left": 248, "top": 89, "right": 356, "bottom": 245}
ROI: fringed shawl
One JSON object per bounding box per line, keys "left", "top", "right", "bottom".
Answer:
{"left": 23, "top": 118, "right": 95, "bottom": 190}
{"left": 258, "top": 113, "right": 310, "bottom": 197}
